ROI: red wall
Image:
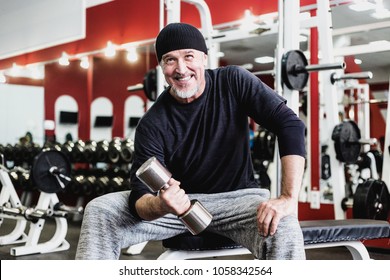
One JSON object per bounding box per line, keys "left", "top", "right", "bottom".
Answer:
{"left": 44, "top": 51, "right": 150, "bottom": 140}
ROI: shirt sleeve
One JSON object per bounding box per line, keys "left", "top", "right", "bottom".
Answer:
{"left": 228, "top": 66, "right": 306, "bottom": 158}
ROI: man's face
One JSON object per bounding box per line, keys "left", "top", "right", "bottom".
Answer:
{"left": 160, "top": 49, "right": 207, "bottom": 103}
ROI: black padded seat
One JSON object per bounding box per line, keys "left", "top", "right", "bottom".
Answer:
{"left": 162, "top": 219, "right": 390, "bottom": 251}
{"left": 162, "top": 231, "right": 241, "bottom": 251}
{"left": 300, "top": 219, "right": 390, "bottom": 245}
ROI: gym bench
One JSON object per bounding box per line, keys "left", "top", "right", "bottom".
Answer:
{"left": 157, "top": 219, "right": 390, "bottom": 260}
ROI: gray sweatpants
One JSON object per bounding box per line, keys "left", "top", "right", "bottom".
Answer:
{"left": 75, "top": 188, "right": 306, "bottom": 260}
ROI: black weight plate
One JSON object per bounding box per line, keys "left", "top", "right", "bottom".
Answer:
{"left": 143, "top": 69, "right": 157, "bottom": 101}
{"left": 331, "top": 120, "right": 361, "bottom": 164}
{"left": 353, "top": 179, "right": 390, "bottom": 220}
{"left": 31, "top": 149, "right": 71, "bottom": 193}
{"left": 281, "top": 50, "right": 309, "bottom": 91}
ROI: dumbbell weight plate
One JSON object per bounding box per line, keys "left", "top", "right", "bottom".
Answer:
{"left": 31, "top": 149, "right": 72, "bottom": 193}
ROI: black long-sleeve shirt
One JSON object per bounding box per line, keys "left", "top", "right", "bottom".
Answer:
{"left": 128, "top": 65, "right": 306, "bottom": 218}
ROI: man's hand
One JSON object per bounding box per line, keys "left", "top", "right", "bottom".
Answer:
{"left": 256, "top": 195, "right": 297, "bottom": 236}
{"left": 256, "top": 155, "right": 305, "bottom": 236}
{"left": 158, "top": 178, "right": 191, "bottom": 216}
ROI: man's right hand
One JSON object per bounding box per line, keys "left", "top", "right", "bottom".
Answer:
{"left": 158, "top": 178, "right": 191, "bottom": 216}
{"left": 135, "top": 178, "right": 190, "bottom": 220}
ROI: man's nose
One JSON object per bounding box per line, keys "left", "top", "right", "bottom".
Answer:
{"left": 175, "top": 59, "right": 188, "bottom": 74}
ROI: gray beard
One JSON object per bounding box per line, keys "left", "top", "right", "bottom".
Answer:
{"left": 172, "top": 85, "right": 199, "bottom": 99}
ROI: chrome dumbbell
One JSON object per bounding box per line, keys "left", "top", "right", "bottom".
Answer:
{"left": 136, "top": 156, "right": 212, "bottom": 235}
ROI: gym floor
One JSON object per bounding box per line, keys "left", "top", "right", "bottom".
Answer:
{"left": 0, "top": 218, "right": 389, "bottom": 260}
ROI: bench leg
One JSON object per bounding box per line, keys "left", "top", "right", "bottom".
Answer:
{"left": 304, "top": 241, "right": 371, "bottom": 260}
{"left": 157, "top": 247, "right": 253, "bottom": 260}
{"left": 124, "top": 241, "right": 149, "bottom": 255}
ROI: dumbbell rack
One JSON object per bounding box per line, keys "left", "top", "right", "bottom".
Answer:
{"left": 0, "top": 162, "right": 70, "bottom": 256}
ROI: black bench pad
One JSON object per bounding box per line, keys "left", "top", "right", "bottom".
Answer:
{"left": 163, "top": 219, "right": 390, "bottom": 251}
{"left": 300, "top": 219, "right": 390, "bottom": 245}
{"left": 163, "top": 232, "right": 240, "bottom": 251}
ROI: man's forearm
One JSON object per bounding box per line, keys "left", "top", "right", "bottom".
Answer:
{"left": 135, "top": 193, "right": 168, "bottom": 220}
{"left": 280, "top": 155, "right": 305, "bottom": 202}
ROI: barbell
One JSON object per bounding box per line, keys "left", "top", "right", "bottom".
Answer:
{"left": 281, "top": 49, "right": 345, "bottom": 91}
{"left": 331, "top": 120, "right": 378, "bottom": 164}
{"left": 127, "top": 68, "right": 157, "bottom": 102}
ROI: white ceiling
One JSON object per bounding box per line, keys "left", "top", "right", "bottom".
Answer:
{"left": 219, "top": 0, "right": 390, "bottom": 84}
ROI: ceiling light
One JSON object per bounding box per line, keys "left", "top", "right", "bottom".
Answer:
{"left": 254, "top": 56, "right": 274, "bottom": 64}
{"left": 349, "top": 1, "right": 376, "bottom": 12}
{"left": 80, "top": 57, "right": 90, "bottom": 69}
{"left": 216, "top": 51, "right": 225, "bottom": 58}
{"left": 59, "top": 52, "right": 70, "bottom": 66}
{"left": 369, "top": 40, "right": 390, "bottom": 46}
{"left": 371, "top": 8, "right": 390, "bottom": 19}
{"left": 104, "top": 41, "right": 116, "bottom": 57}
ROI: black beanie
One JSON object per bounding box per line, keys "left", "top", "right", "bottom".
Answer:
{"left": 155, "top": 22, "right": 208, "bottom": 62}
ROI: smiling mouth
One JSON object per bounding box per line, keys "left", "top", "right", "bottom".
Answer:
{"left": 175, "top": 75, "right": 193, "bottom": 82}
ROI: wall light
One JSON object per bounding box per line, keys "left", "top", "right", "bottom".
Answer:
{"left": 104, "top": 41, "right": 116, "bottom": 57}
{"left": 254, "top": 56, "right": 274, "bottom": 64}
{"left": 240, "top": 9, "right": 258, "bottom": 31}
{"left": 80, "top": 56, "right": 90, "bottom": 69}
{"left": 126, "top": 47, "right": 138, "bottom": 62}
{"left": 9, "top": 63, "right": 23, "bottom": 77}
{"left": 59, "top": 52, "right": 70, "bottom": 66}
